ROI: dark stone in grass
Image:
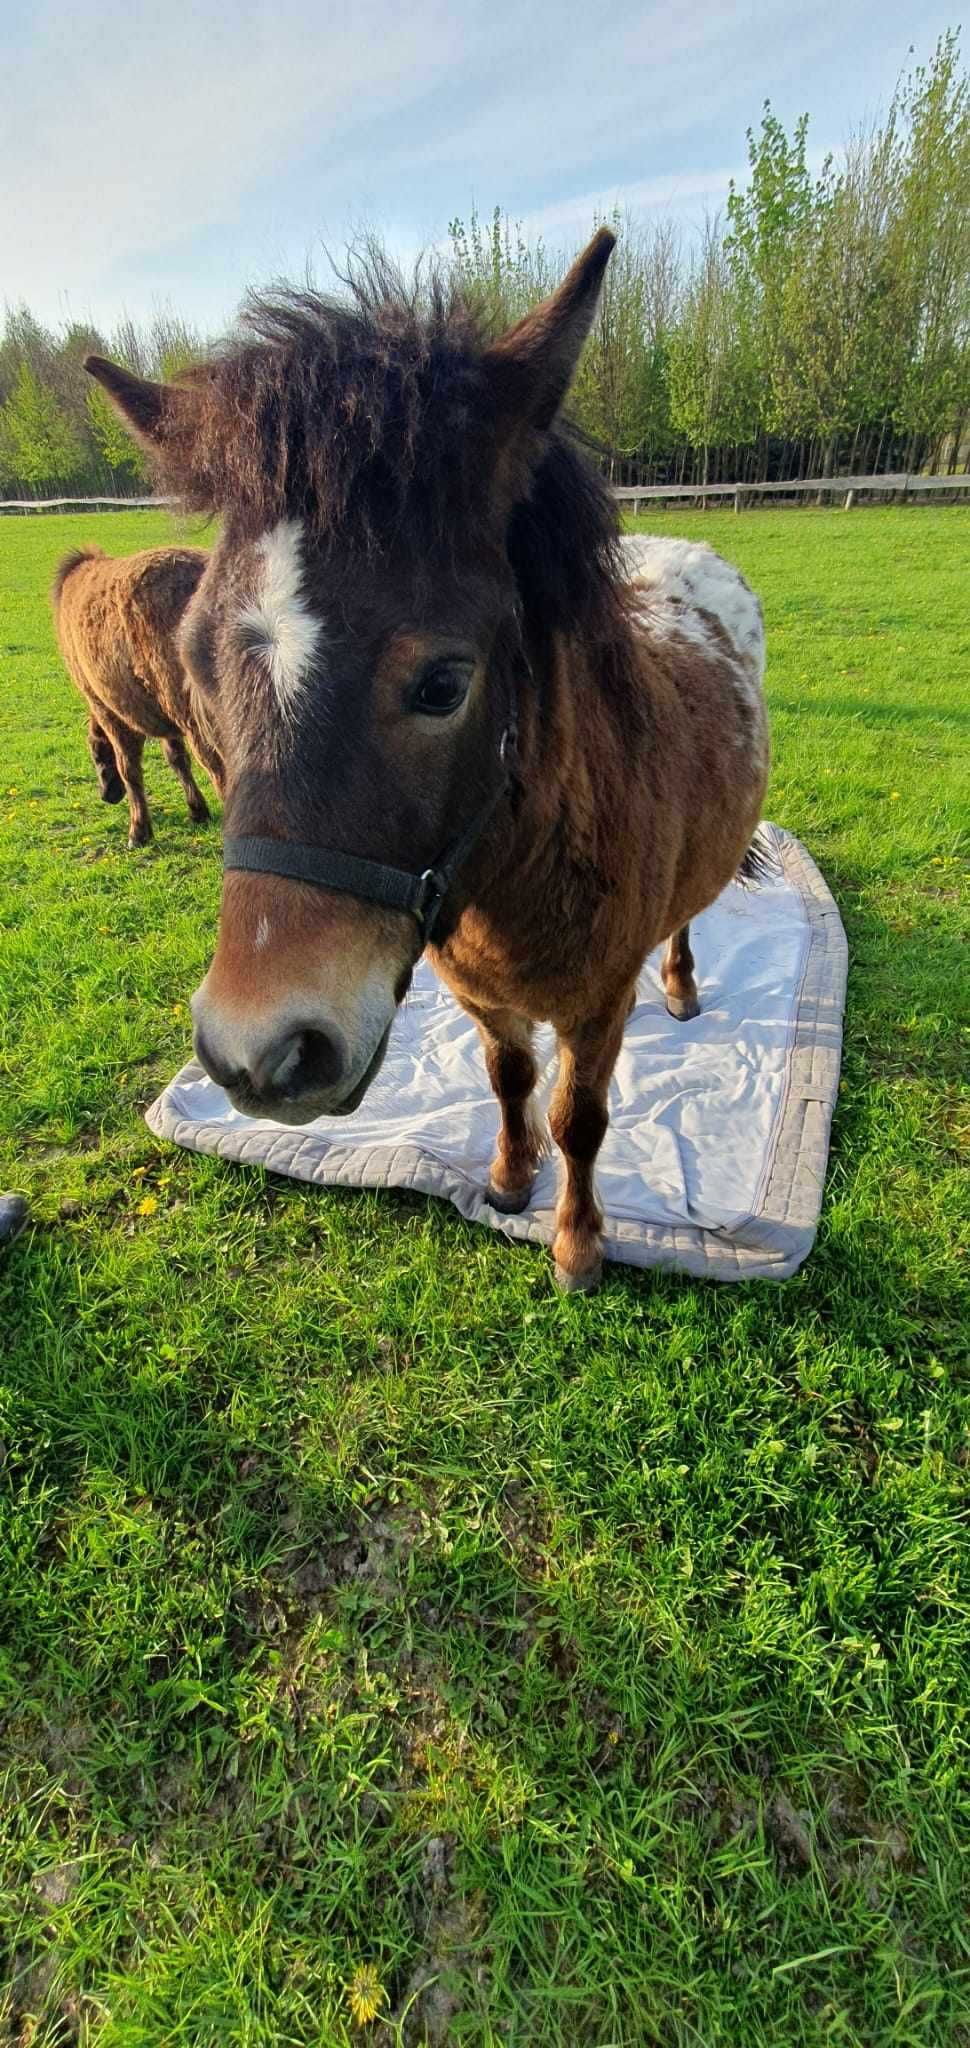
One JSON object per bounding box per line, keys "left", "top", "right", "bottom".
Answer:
{"left": 0, "top": 1194, "right": 28, "bottom": 1247}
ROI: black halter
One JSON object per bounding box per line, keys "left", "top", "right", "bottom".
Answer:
{"left": 223, "top": 719, "right": 517, "bottom": 944}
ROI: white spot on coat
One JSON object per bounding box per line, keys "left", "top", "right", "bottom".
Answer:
{"left": 620, "top": 533, "right": 766, "bottom": 725}
{"left": 237, "top": 520, "right": 323, "bottom": 712}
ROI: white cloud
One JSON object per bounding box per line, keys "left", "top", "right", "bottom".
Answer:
{"left": 1, "top": 0, "right": 955, "bottom": 330}
{"left": 517, "top": 170, "right": 744, "bottom": 244}
{"left": 1, "top": 0, "right": 470, "bottom": 320}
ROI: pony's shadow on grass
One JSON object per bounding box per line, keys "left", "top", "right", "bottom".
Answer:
{"left": 822, "top": 855, "right": 967, "bottom": 1067}
{"left": 777, "top": 694, "right": 970, "bottom": 732}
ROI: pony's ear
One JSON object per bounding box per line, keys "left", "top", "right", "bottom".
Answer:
{"left": 84, "top": 355, "right": 186, "bottom": 451}
{"left": 482, "top": 227, "right": 615, "bottom": 433}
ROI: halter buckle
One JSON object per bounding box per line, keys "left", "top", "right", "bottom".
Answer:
{"left": 414, "top": 866, "right": 448, "bottom": 936}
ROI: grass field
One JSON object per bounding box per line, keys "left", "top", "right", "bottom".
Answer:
{"left": 1, "top": 505, "right": 968, "bottom": 2047}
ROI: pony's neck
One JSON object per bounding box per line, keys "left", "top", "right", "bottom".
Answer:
{"left": 461, "top": 597, "right": 640, "bottom": 935}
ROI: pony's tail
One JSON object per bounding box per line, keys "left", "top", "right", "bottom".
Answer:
{"left": 736, "top": 825, "right": 778, "bottom": 887}
{"left": 50, "top": 545, "right": 104, "bottom": 612}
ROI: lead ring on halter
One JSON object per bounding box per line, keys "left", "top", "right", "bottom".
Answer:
{"left": 222, "top": 718, "right": 518, "bottom": 943}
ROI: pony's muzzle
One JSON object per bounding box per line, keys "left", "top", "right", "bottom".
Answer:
{"left": 190, "top": 975, "right": 396, "bottom": 1123}
{"left": 189, "top": 871, "right": 403, "bottom": 1121}
{"left": 193, "top": 1012, "right": 349, "bottom": 1116}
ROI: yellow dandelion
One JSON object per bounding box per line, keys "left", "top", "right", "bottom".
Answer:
{"left": 136, "top": 1195, "right": 158, "bottom": 1217}
{"left": 889, "top": 791, "right": 900, "bottom": 801}
{"left": 346, "top": 1963, "right": 386, "bottom": 2026}
{"left": 931, "top": 857, "right": 943, "bottom": 866}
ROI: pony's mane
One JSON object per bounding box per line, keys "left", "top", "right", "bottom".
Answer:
{"left": 153, "top": 250, "right": 621, "bottom": 633}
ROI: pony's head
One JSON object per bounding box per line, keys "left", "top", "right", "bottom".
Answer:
{"left": 86, "top": 232, "right": 616, "bottom": 1120}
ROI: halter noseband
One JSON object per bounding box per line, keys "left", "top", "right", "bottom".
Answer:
{"left": 223, "top": 719, "right": 517, "bottom": 944}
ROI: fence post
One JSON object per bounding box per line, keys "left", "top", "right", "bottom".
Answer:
{"left": 843, "top": 490, "right": 854, "bottom": 511}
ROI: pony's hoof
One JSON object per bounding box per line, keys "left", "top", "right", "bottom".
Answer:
{"left": 127, "top": 832, "right": 151, "bottom": 851}
{"left": 554, "top": 1259, "right": 602, "bottom": 1294}
{"left": 666, "top": 994, "right": 700, "bottom": 1022}
{"left": 486, "top": 1180, "right": 533, "bottom": 1215}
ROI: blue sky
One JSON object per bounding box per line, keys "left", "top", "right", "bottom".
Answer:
{"left": 1, "top": 0, "right": 956, "bottom": 337}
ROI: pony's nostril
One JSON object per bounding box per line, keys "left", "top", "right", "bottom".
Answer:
{"left": 194, "top": 1026, "right": 244, "bottom": 1092}
{"left": 261, "top": 1024, "right": 346, "bottom": 1099}
{"left": 193, "top": 1017, "right": 347, "bottom": 1103}
{"left": 265, "top": 1034, "right": 304, "bottom": 1091}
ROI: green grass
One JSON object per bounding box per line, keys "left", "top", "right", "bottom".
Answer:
{"left": 0, "top": 505, "right": 968, "bottom": 2047}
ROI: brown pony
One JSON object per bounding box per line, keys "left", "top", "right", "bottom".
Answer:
{"left": 52, "top": 545, "right": 224, "bottom": 846}
{"left": 85, "top": 231, "right": 769, "bottom": 1290}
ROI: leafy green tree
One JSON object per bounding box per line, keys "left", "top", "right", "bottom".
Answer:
{"left": 448, "top": 205, "right": 555, "bottom": 331}
{"left": 572, "top": 216, "right": 674, "bottom": 464}
{"left": 668, "top": 227, "right": 759, "bottom": 482}
{"left": 886, "top": 31, "right": 970, "bottom": 465}
{"left": 725, "top": 105, "right": 824, "bottom": 442}
{"left": 154, "top": 318, "right": 204, "bottom": 383}
{"left": 773, "top": 148, "right": 895, "bottom": 471}
{"left": 86, "top": 380, "right": 145, "bottom": 482}
{"left": 0, "top": 305, "right": 56, "bottom": 416}
{"left": 0, "top": 362, "right": 84, "bottom": 489}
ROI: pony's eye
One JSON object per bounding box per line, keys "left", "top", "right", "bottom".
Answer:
{"left": 409, "top": 662, "right": 472, "bottom": 718}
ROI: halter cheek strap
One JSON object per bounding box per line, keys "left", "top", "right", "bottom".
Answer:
{"left": 223, "top": 720, "right": 517, "bottom": 943}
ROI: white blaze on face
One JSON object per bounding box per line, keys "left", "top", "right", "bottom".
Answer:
{"left": 236, "top": 519, "right": 323, "bottom": 713}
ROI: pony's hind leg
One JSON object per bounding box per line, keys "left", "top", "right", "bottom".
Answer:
{"left": 87, "top": 717, "right": 125, "bottom": 805}
{"left": 548, "top": 985, "right": 632, "bottom": 1292}
{"left": 100, "top": 717, "right": 151, "bottom": 847}
{"left": 162, "top": 734, "right": 210, "bottom": 824}
{"left": 661, "top": 924, "right": 700, "bottom": 1022}
{"left": 472, "top": 1006, "right": 547, "bottom": 1215}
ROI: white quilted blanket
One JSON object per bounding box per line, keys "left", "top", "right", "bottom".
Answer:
{"left": 147, "top": 826, "right": 846, "bottom": 1281}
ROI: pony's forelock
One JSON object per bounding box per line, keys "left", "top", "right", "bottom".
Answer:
{"left": 149, "top": 251, "right": 621, "bottom": 634}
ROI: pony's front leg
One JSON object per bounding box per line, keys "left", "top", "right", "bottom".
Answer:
{"left": 548, "top": 987, "right": 633, "bottom": 1292}
{"left": 470, "top": 1006, "right": 547, "bottom": 1215}
{"left": 661, "top": 923, "right": 700, "bottom": 1021}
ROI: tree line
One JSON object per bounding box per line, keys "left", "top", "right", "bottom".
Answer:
{"left": 2, "top": 31, "right": 967, "bottom": 496}
{"left": 0, "top": 309, "right": 201, "bottom": 498}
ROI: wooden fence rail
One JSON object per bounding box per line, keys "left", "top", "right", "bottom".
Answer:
{"left": 0, "top": 494, "right": 165, "bottom": 512}
{"left": 614, "top": 473, "right": 970, "bottom": 513}
{"left": 2, "top": 475, "right": 968, "bottom": 515}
